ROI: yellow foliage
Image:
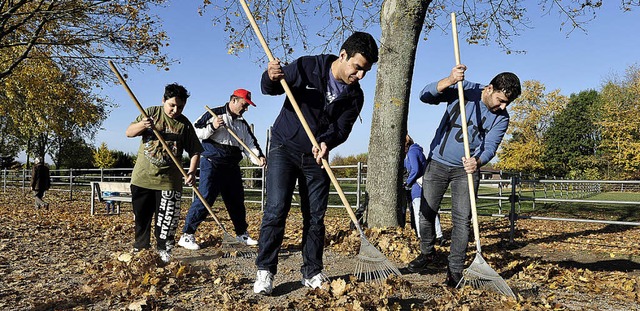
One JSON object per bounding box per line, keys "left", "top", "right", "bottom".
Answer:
{"left": 496, "top": 80, "right": 567, "bottom": 172}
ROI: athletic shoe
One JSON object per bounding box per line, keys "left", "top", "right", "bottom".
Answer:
{"left": 253, "top": 270, "right": 274, "bottom": 295}
{"left": 158, "top": 250, "right": 171, "bottom": 263}
{"left": 236, "top": 232, "right": 258, "bottom": 246}
{"left": 178, "top": 233, "right": 200, "bottom": 250}
{"left": 302, "top": 272, "right": 327, "bottom": 289}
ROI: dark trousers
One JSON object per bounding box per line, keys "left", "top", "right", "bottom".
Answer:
{"left": 419, "top": 160, "right": 479, "bottom": 273}
{"left": 131, "top": 185, "right": 182, "bottom": 251}
{"left": 182, "top": 155, "right": 248, "bottom": 236}
{"left": 33, "top": 190, "right": 47, "bottom": 207}
{"left": 255, "top": 144, "right": 329, "bottom": 279}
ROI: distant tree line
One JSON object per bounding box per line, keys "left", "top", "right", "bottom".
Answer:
{"left": 495, "top": 65, "right": 640, "bottom": 180}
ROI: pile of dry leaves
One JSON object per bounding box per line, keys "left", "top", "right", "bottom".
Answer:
{"left": 0, "top": 188, "right": 638, "bottom": 310}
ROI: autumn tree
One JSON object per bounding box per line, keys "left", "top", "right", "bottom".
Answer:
{"left": 93, "top": 142, "right": 116, "bottom": 169}
{"left": 597, "top": 65, "right": 640, "bottom": 180}
{"left": 541, "top": 90, "right": 601, "bottom": 179}
{"left": 0, "top": 115, "right": 21, "bottom": 161}
{"left": 495, "top": 80, "right": 567, "bottom": 174}
{"left": 0, "top": 54, "right": 106, "bottom": 165}
{"left": 201, "top": 0, "right": 639, "bottom": 227}
{"left": 0, "top": 0, "right": 171, "bottom": 81}
{"left": 330, "top": 153, "right": 368, "bottom": 178}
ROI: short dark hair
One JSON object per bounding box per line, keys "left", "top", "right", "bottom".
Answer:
{"left": 340, "top": 32, "right": 379, "bottom": 64}
{"left": 164, "top": 83, "right": 190, "bottom": 102}
{"left": 489, "top": 72, "right": 521, "bottom": 102}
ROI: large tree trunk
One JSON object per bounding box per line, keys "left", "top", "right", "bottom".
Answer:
{"left": 366, "top": 0, "right": 429, "bottom": 227}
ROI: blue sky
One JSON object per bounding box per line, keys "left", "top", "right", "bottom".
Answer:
{"left": 93, "top": 2, "right": 639, "bottom": 161}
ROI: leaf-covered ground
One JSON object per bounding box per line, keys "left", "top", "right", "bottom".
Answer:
{"left": 0, "top": 189, "right": 638, "bottom": 310}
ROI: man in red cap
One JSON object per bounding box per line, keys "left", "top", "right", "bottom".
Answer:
{"left": 178, "top": 88, "right": 266, "bottom": 250}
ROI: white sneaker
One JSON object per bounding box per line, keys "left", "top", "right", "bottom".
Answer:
{"left": 158, "top": 250, "right": 171, "bottom": 263}
{"left": 236, "top": 232, "right": 258, "bottom": 246}
{"left": 253, "top": 270, "right": 274, "bottom": 295}
{"left": 302, "top": 272, "right": 327, "bottom": 289}
{"left": 178, "top": 233, "right": 200, "bottom": 250}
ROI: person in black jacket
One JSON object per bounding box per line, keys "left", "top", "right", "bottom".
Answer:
{"left": 31, "top": 157, "right": 50, "bottom": 209}
{"left": 253, "top": 32, "right": 379, "bottom": 295}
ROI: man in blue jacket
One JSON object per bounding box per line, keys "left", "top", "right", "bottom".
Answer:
{"left": 178, "top": 89, "right": 266, "bottom": 251}
{"left": 408, "top": 64, "right": 521, "bottom": 287}
{"left": 253, "top": 32, "right": 378, "bottom": 295}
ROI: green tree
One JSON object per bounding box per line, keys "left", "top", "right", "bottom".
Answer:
{"left": 54, "top": 136, "right": 94, "bottom": 169}
{"left": 111, "top": 150, "right": 136, "bottom": 168}
{"left": 597, "top": 65, "right": 640, "bottom": 179}
{"left": 204, "top": 0, "right": 638, "bottom": 227}
{"left": 93, "top": 142, "right": 116, "bottom": 168}
{"left": 541, "top": 90, "right": 601, "bottom": 178}
{"left": 496, "top": 80, "right": 567, "bottom": 174}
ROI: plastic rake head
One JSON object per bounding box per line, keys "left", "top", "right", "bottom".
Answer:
{"left": 458, "top": 253, "right": 516, "bottom": 298}
{"left": 354, "top": 237, "right": 401, "bottom": 282}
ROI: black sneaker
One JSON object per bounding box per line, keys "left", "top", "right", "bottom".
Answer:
{"left": 407, "top": 253, "right": 435, "bottom": 273}
{"left": 436, "top": 237, "right": 447, "bottom": 246}
{"left": 445, "top": 269, "right": 463, "bottom": 288}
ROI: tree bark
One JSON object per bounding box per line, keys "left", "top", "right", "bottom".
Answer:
{"left": 366, "top": 0, "right": 430, "bottom": 228}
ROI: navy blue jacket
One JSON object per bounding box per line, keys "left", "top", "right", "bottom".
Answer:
{"left": 261, "top": 54, "right": 365, "bottom": 154}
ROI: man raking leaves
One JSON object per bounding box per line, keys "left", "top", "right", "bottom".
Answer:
{"left": 408, "top": 12, "right": 521, "bottom": 297}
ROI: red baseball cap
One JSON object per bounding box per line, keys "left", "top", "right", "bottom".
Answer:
{"left": 232, "top": 88, "right": 256, "bottom": 106}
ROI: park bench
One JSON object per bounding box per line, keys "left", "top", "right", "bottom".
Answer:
{"left": 90, "top": 182, "right": 132, "bottom": 215}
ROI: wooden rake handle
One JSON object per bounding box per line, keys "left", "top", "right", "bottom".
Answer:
{"left": 237, "top": 0, "right": 365, "bottom": 235}
{"left": 204, "top": 105, "right": 262, "bottom": 164}
{"left": 451, "top": 13, "right": 482, "bottom": 253}
{"left": 108, "top": 61, "right": 230, "bottom": 235}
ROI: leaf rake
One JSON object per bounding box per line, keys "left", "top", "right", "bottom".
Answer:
{"left": 237, "top": 0, "right": 400, "bottom": 281}
{"left": 108, "top": 61, "right": 255, "bottom": 259}
{"left": 450, "top": 12, "right": 515, "bottom": 298}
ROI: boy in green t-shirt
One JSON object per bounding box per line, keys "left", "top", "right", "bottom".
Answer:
{"left": 126, "top": 83, "right": 203, "bottom": 263}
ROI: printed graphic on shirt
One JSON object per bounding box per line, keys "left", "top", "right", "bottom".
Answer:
{"left": 438, "top": 101, "right": 485, "bottom": 157}
{"left": 143, "top": 122, "right": 181, "bottom": 167}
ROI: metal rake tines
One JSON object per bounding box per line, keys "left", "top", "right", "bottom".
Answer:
{"left": 222, "top": 250, "right": 257, "bottom": 259}
{"left": 354, "top": 238, "right": 401, "bottom": 282}
{"left": 220, "top": 232, "right": 257, "bottom": 258}
{"left": 459, "top": 254, "right": 516, "bottom": 298}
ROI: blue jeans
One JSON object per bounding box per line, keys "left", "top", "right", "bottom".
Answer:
{"left": 255, "top": 143, "right": 329, "bottom": 279}
{"left": 182, "top": 153, "right": 248, "bottom": 236}
{"left": 419, "top": 160, "right": 479, "bottom": 273}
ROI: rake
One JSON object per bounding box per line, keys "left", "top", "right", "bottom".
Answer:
{"left": 450, "top": 13, "right": 515, "bottom": 297}
{"left": 237, "top": 0, "right": 400, "bottom": 281}
{"left": 204, "top": 105, "right": 263, "bottom": 164}
{"left": 108, "top": 61, "right": 256, "bottom": 258}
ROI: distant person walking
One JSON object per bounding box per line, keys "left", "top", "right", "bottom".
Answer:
{"left": 31, "top": 157, "right": 50, "bottom": 209}
{"left": 178, "top": 88, "right": 266, "bottom": 251}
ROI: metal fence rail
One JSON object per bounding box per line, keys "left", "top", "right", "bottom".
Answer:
{"left": 3, "top": 166, "right": 639, "bottom": 234}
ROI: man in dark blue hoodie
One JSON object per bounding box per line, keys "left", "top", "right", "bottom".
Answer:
{"left": 253, "top": 32, "right": 379, "bottom": 295}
